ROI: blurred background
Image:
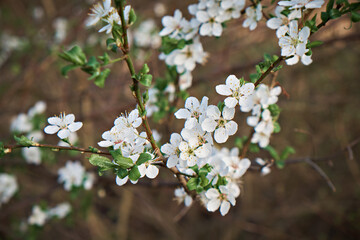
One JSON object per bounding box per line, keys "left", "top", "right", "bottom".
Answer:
{"left": 0, "top": 0, "right": 360, "bottom": 239}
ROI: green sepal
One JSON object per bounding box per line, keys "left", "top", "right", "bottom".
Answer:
{"left": 14, "top": 135, "right": 35, "bottom": 147}
{"left": 129, "top": 166, "right": 141, "bottom": 181}
{"left": 110, "top": 149, "right": 134, "bottom": 169}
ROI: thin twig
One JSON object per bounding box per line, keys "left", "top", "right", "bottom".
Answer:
{"left": 304, "top": 158, "right": 336, "bottom": 192}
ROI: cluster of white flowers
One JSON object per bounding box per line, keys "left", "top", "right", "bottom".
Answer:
{"left": 160, "top": 74, "right": 257, "bottom": 215}
{"left": 267, "top": 0, "right": 325, "bottom": 65}
{"left": 58, "top": 161, "right": 95, "bottom": 191}
{"left": 0, "top": 173, "right": 18, "bottom": 207}
{"left": 10, "top": 101, "right": 47, "bottom": 165}
{"left": 85, "top": 0, "right": 131, "bottom": 34}
{"left": 28, "top": 202, "right": 71, "bottom": 226}
{"left": 243, "top": 84, "right": 282, "bottom": 148}
{"left": 97, "top": 109, "right": 160, "bottom": 185}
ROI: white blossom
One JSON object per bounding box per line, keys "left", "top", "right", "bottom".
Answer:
{"left": 0, "top": 173, "right": 18, "bottom": 207}
{"left": 174, "top": 188, "right": 193, "bottom": 206}
{"left": 205, "top": 184, "right": 237, "bottom": 216}
{"left": 266, "top": 6, "right": 301, "bottom": 38}
{"left": 256, "top": 158, "right": 272, "bottom": 176}
{"left": 175, "top": 96, "right": 208, "bottom": 129}
{"left": 196, "top": 5, "right": 226, "bottom": 37}
{"left": 201, "top": 106, "right": 238, "bottom": 143}
{"left": 44, "top": 113, "right": 83, "bottom": 139}
{"left": 58, "top": 161, "right": 92, "bottom": 191}
{"left": 10, "top": 113, "right": 32, "bottom": 133}
{"left": 86, "top": 0, "right": 114, "bottom": 27}
{"left": 28, "top": 205, "right": 47, "bottom": 226}
{"left": 278, "top": 0, "right": 325, "bottom": 10}
{"left": 47, "top": 202, "right": 72, "bottom": 219}
{"left": 159, "top": 9, "right": 183, "bottom": 37}
{"left": 161, "top": 133, "right": 182, "bottom": 168}
{"left": 243, "top": 4, "right": 263, "bottom": 31}
{"left": 216, "top": 75, "right": 255, "bottom": 109}
{"left": 279, "top": 21, "right": 311, "bottom": 65}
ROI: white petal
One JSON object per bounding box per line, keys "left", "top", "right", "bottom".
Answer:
{"left": 48, "top": 117, "right": 61, "bottom": 125}
{"left": 201, "top": 118, "right": 217, "bottom": 132}
{"left": 57, "top": 129, "right": 70, "bottom": 139}
{"left": 68, "top": 122, "right": 83, "bottom": 132}
{"left": 205, "top": 188, "right": 220, "bottom": 199}
{"left": 222, "top": 107, "right": 235, "bottom": 120}
{"left": 266, "top": 18, "right": 282, "bottom": 30}
{"left": 44, "top": 125, "right": 60, "bottom": 134}
{"left": 225, "top": 121, "right": 238, "bottom": 136}
{"left": 206, "top": 105, "right": 221, "bottom": 119}
{"left": 98, "top": 140, "right": 114, "bottom": 147}
{"left": 64, "top": 114, "right": 75, "bottom": 125}
{"left": 220, "top": 201, "right": 231, "bottom": 216}
{"left": 224, "top": 97, "right": 238, "bottom": 108}
{"left": 116, "top": 176, "right": 128, "bottom": 186}
{"left": 212, "top": 23, "right": 222, "bottom": 37}
{"left": 174, "top": 109, "right": 191, "bottom": 119}
{"left": 216, "top": 84, "right": 232, "bottom": 96}
{"left": 185, "top": 97, "right": 200, "bottom": 110}
{"left": 207, "top": 199, "right": 221, "bottom": 212}
{"left": 146, "top": 165, "right": 159, "bottom": 179}
{"left": 225, "top": 75, "right": 240, "bottom": 90}
{"left": 214, "top": 127, "right": 228, "bottom": 143}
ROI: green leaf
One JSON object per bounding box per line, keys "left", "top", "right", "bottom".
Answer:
{"left": 94, "top": 68, "right": 111, "bottom": 88}
{"left": 268, "top": 104, "right": 281, "bottom": 117}
{"left": 59, "top": 46, "right": 87, "bottom": 65}
{"left": 89, "top": 154, "right": 116, "bottom": 171}
{"left": 61, "top": 64, "right": 79, "bottom": 77}
{"left": 329, "top": 9, "right": 341, "bottom": 19}
{"left": 99, "top": 52, "right": 110, "bottom": 65}
{"left": 351, "top": 11, "right": 360, "bottom": 22}
{"left": 116, "top": 168, "right": 128, "bottom": 179}
{"left": 280, "top": 146, "right": 296, "bottom": 160}
{"left": 273, "top": 122, "right": 281, "bottom": 133}
{"left": 140, "top": 64, "right": 150, "bottom": 74}
{"left": 326, "top": 0, "right": 335, "bottom": 13}
{"left": 249, "top": 143, "right": 260, "bottom": 153}
{"left": 129, "top": 166, "right": 141, "bottom": 181}
{"left": 217, "top": 101, "right": 225, "bottom": 112}
{"left": 139, "top": 74, "right": 152, "bottom": 87}
{"left": 0, "top": 142, "right": 5, "bottom": 158}
{"left": 187, "top": 177, "right": 198, "bottom": 191}
{"left": 136, "top": 152, "right": 153, "bottom": 166}
{"left": 110, "top": 150, "right": 134, "bottom": 169}
{"left": 306, "top": 41, "right": 324, "bottom": 49}
{"left": 14, "top": 135, "right": 35, "bottom": 147}
{"left": 321, "top": 12, "right": 330, "bottom": 22}
{"left": 264, "top": 145, "right": 280, "bottom": 161}
{"left": 128, "top": 8, "right": 137, "bottom": 25}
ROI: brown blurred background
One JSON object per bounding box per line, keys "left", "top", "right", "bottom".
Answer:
{"left": 0, "top": 0, "right": 360, "bottom": 239}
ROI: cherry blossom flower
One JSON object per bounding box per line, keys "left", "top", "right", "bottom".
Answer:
{"left": 85, "top": 0, "right": 113, "bottom": 27}
{"left": 205, "top": 184, "right": 237, "bottom": 216}
{"left": 47, "top": 202, "right": 72, "bottom": 219}
{"left": 138, "top": 156, "right": 159, "bottom": 179}
{"left": 44, "top": 113, "right": 83, "bottom": 139}
{"left": 28, "top": 205, "right": 47, "bottom": 226}
{"left": 201, "top": 106, "right": 238, "bottom": 143}
{"left": 256, "top": 158, "right": 272, "bottom": 176}
{"left": 216, "top": 75, "right": 255, "bottom": 109}
{"left": 278, "top": 0, "right": 325, "bottom": 10}
{"left": 279, "top": 21, "right": 310, "bottom": 63}
{"left": 58, "top": 161, "right": 94, "bottom": 191}
{"left": 10, "top": 113, "right": 32, "bottom": 133}
{"left": 174, "top": 188, "right": 193, "bottom": 206}
{"left": 220, "top": 0, "right": 245, "bottom": 21}
{"left": 161, "top": 133, "right": 183, "bottom": 168}
{"left": 0, "top": 173, "right": 18, "bottom": 207}
{"left": 196, "top": 5, "right": 226, "bottom": 37}
{"left": 99, "top": 6, "right": 131, "bottom": 34}
{"left": 174, "top": 96, "right": 208, "bottom": 129}
{"left": 266, "top": 6, "right": 301, "bottom": 38}
{"left": 243, "top": 4, "right": 263, "bottom": 31}
{"left": 159, "top": 10, "right": 183, "bottom": 37}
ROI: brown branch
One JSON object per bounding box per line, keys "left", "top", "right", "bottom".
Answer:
{"left": 304, "top": 158, "right": 336, "bottom": 192}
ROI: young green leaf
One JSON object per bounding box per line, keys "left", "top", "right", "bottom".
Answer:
{"left": 110, "top": 150, "right": 134, "bottom": 168}
{"left": 14, "top": 135, "right": 36, "bottom": 147}
{"left": 187, "top": 177, "right": 198, "bottom": 191}
{"left": 129, "top": 166, "right": 141, "bottom": 181}
{"left": 89, "top": 154, "right": 117, "bottom": 171}
{"left": 136, "top": 152, "right": 153, "bottom": 166}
